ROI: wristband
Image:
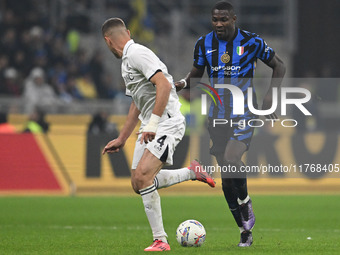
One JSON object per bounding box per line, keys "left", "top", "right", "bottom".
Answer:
{"left": 143, "top": 113, "right": 160, "bottom": 133}
{"left": 180, "top": 79, "right": 187, "bottom": 89}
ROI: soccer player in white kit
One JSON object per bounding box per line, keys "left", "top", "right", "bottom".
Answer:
{"left": 101, "top": 18, "right": 215, "bottom": 251}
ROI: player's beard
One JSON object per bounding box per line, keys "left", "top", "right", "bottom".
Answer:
{"left": 215, "top": 26, "right": 235, "bottom": 41}
{"left": 109, "top": 46, "right": 122, "bottom": 59}
{"left": 112, "top": 51, "right": 121, "bottom": 59}
{"left": 216, "top": 30, "right": 226, "bottom": 40}
{"left": 215, "top": 29, "right": 230, "bottom": 41}
{"left": 111, "top": 50, "right": 121, "bottom": 59}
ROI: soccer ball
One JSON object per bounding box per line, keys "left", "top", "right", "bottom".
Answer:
{"left": 176, "top": 219, "right": 206, "bottom": 247}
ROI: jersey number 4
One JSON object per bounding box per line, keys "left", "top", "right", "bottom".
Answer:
{"left": 157, "top": 135, "right": 167, "bottom": 148}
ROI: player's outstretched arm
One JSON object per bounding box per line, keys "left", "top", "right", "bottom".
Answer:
{"left": 175, "top": 66, "right": 205, "bottom": 92}
{"left": 102, "top": 101, "right": 140, "bottom": 154}
{"left": 139, "top": 71, "right": 171, "bottom": 144}
{"left": 263, "top": 54, "right": 286, "bottom": 119}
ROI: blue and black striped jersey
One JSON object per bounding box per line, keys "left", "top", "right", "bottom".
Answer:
{"left": 193, "top": 28, "right": 275, "bottom": 119}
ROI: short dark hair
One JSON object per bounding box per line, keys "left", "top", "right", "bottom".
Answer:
{"left": 101, "top": 18, "right": 125, "bottom": 37}
{"left": 211, "top": 1, "right": 235, "bottom": 15}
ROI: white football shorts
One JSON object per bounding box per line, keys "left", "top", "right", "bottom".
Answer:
{"left": 131, "top": 114, "right": 185, "bottom": 169}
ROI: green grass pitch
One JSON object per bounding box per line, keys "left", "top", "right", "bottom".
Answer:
{"left": 0, "top": 195, "right": 339, "bottom": 254}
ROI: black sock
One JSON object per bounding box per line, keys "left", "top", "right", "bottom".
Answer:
{"left": 233, "top": 178, "right": 248, "bottom": 201}
{"left": 230, "top": 207, "right": 243, "bottom": 228}
{"left": 222, "top": 178, "right": 238, "bottom": 208}
{"left": 222, "top": 178, "right": 243, "bottom": 228}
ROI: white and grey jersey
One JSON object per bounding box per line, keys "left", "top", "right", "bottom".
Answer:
{"left": 121, "top": 39, "right": 181, "bottom": 124}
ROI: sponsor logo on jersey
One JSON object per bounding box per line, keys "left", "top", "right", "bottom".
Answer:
{"left": 211, "top": 65, "right": 241, "bottom": 72}
{"left": 211, "top": 65, "right": 241, "bottom": 76}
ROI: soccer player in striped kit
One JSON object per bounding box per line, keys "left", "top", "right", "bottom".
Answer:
{"left": 176, "top": 1, "right": 286, "bottom": 247}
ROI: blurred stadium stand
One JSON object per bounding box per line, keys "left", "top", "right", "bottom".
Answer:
{"left": 0, "top": 0, "right": 293, "bottom": 115}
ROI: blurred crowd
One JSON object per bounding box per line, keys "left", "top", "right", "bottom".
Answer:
{"left": 0, "top": 0, "right": 120, "bottom": 113}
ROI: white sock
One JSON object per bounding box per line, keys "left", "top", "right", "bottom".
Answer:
{"left": 140, "top": 184, "right": 168, "bottom": 242}
{"left": 239, "top": 226, "right": 245, "bottom": 233}
{"left": 154, "top": 168, "right": 196, "bottom": 189}
{"left": 237, "top": 195, "right": 250, "bottom": 205}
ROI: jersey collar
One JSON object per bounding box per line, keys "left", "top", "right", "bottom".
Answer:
{"left": 123, "top": 39, "right": 135, "bottom": 57}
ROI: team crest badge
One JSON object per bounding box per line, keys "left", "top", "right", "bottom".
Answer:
{"left": 237, "top": 46, "right": 244, "bottom": 56}
{"left": 220, "top": 52, "right": 230, "bottom": 63}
